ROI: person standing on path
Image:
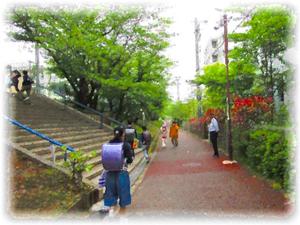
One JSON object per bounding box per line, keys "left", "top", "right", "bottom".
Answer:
{"left": 208, "top": 114, "right": 219, "bottom": 157}
{"left": 169, "top": 121, "right": 179, "bottom": 147}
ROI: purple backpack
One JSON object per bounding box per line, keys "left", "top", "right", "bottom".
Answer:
{"left": 101, "top": 143, "right": 124, "bottom": 171}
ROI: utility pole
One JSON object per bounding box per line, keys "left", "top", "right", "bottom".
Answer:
{"left": 174, "top": 76, "right": 180, "bottom": 101}
{"left": 223, "top": 14, "right": 233, "bottom": 161}
{"left": 194, "top": 18, "right": 207, "bottom": 117}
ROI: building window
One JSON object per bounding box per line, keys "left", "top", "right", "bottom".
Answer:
{"left": 212, "top": 54, "right": 218, "bottom": 62}
{"left": 212, "top": 39, "right": 217, "bottom": 48}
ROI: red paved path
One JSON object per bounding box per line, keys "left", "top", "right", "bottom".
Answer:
{"left": 124, "top": 130, "right": 290, "bottom": 218}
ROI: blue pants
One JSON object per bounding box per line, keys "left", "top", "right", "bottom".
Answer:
{"left": 104, "top": 170, "right": 131, "bottom": 208}
{"left": 143, "top": 144, "right": 150, "bottom": 159}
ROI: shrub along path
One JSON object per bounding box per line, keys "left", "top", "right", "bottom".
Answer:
{"left": 120, "top": 130, "right": 290, "bottom": 219}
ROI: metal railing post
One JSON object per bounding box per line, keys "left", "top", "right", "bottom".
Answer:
{"left": 64, "top": 151, "right": 68, "bottom": 162}
{"left": 50, "top": 144, "right": 56, "bottom": 165}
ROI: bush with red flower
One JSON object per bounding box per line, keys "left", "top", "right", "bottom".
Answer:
{"left": 199, "top": 108, "right": 225, "bottom": 125}
{"left": 232, "top": 95, "right": 273, "bottom": 128}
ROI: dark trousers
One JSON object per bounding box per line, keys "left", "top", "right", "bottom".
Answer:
{"left": 22, "top": 84, "right": 32, "bottom": 97}
{"left": 210, "top": 131, "right": 219, "bottom": 156}
{"left": 171, "top": 137, "right": 178, "bottom": 146}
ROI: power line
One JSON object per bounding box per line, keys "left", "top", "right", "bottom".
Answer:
{"left": 212, "top": 7, "right": 256, "bottom": 56}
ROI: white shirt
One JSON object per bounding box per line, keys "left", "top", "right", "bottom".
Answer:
{"left": 208, "top": 118, "right": 219, "bottom": 132}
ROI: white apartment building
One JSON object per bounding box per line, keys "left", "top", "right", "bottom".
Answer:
{"left": 202, "top": 12, "right": 248, "bottom": 68}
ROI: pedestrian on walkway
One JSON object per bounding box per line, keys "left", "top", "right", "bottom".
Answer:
{"left": 125, "top": 121, "right": 137, "bottom": 157}
{"left": 169, "top": 121, "right": 179, "bottom": 147}
{"left": 99, "top": 126, "right": 133, "bottom": 215}
{"left": 160, "top": 123, "right": 167, "bottom": 148}
{"left": 141, "top": 125, "right": 151, "bottom": 163}
{"left": 208, "top": 113, "right": 219, "bottom": 157}
{"left": 21, "top": 70, "right": 34, "bottom": 101}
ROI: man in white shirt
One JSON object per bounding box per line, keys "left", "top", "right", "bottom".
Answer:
{"left": 208, "top": 114, "right": 220, "bottom": 157}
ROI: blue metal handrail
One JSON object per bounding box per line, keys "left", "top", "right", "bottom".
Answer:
{"left": 4, "top": 115, "right": 75, "bottom": 161}
{"left": 35, "top": 85, "right": 124, "bottom": 128}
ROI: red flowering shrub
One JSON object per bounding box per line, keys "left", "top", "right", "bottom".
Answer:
{"left": 199, "top": 108, "right": 225, "bottom": 125}
{"left": 232, "top": 95, "right": 273, "bottom": 128}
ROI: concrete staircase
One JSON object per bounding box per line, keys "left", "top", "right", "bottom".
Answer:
{"left": 6, "top": 93, "right": 146, "bottom": 189}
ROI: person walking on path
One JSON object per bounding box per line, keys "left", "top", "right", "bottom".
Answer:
{"left": 169, "top": 121, "right": 179, "bottom": 147}
{"left": 141, "top": 125, "right": 151, "bottom": 163}
{"left": 99, "top": 127, "right": 133, "bottom": 215}
{"left": 208, "top": 113, "right": 219, "bottom": 157}
{"left": 160, "top": 123, "right": 168, "bottom": 148}
{"left": 124, "top": 121, "right": 137, "bottom": 157}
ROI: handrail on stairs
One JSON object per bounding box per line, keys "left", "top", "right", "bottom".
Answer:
{"left": 35, "top": 85, "right": 124, "bottom": 128}
{"left": 4, "top": 115, "right": 74, "bottom": 162}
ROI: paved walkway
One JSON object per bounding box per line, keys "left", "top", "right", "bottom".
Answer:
{"left": 122, "top": 130, "right": 289, "bottom": 219}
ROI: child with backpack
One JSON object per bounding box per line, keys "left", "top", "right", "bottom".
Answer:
{"left": 99, "top": 127, "right": 133, "bottom": 215}
{"left": 124, "top": 121, "right": 137, "bottom": 157}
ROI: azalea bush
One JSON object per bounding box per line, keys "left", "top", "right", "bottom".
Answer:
{"left": 232, "top": 95, "right": 273, "bottom": 128}
{"left": 231, "top": 95, "right": 274, "bottom": 157}
{"left": 188, "top": 108, "right": 225, "bottom": 143}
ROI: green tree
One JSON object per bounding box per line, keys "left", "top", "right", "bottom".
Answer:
{"left": 229, "top": 7, "right": 294, "bottom": 100}
{"left": 164, "top": 99, "right": 198, "bottom": 122}
{"left": 8, "top": 6, "right": 172, "bottom": 121}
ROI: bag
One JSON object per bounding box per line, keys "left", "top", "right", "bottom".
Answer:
{"left": 23, "top": 75, "right": 34, "bottom": 85}
{"left": 101, "top": 143, "right": 124, "bottom": 171}
{"left": 132, "top": 138, "right": 139, "bottom": 149}
{"left": 125, "top": 128, "right": 135, "bottom": 143}
{"left": 98, "top": 170, "right": 107, "bottom": 188}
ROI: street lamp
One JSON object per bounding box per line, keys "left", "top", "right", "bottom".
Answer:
{"left": 140, "top": 108, "right": 145, "bottom": 126}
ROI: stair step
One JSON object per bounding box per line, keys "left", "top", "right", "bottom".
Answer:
{"left": 12, "top": 128, "right": 106, "bottom": 142}
{"left": 13, "top": 129, "right": 110, "bottom": 144}
{"left": 83, "top": 164, "right": 104, "bottom": 180}
{"left": 86, "top": 156, "right": 102, "bottom": 167}
{"left": 10, "top": 125, "right": 100, "bottom": 135}
{"left": 31, "top": 141, "right": 104, "bottom": 156}
{"left": 44, "top": 141, "right": 106, "bottom": 162}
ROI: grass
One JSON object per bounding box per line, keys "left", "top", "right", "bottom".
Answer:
{"left": 10, "top": 149, "right": 93, "bottom": 217}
